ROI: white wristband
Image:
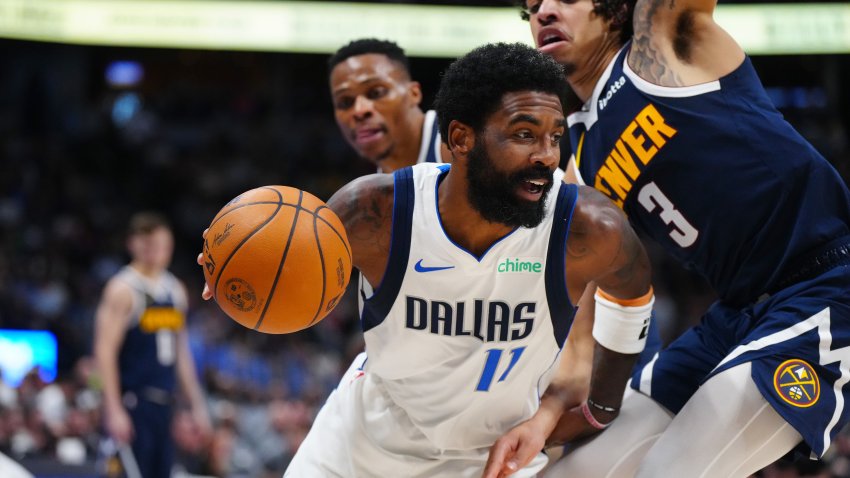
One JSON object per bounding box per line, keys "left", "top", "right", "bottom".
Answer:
{"left": 593, "top": 289, "right": 654, "bottom": 355}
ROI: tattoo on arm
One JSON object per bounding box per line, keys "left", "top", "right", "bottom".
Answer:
{"left": 631, "top": 0, "right": 685, "bottom": 86}
{"left": 346, "top": 181, "right": 393, "bottom": 257}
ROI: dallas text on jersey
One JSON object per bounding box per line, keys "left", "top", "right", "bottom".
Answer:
{"left": 405, "top": 296, "right": 536, "bottom": 343}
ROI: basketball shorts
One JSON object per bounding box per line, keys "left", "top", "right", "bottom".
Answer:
{"left": 630, "top": 264, "right": 850, "bottom": 457}
{"left": 285, "top": 353, "right": 548, "bottom": 478}
{"left": 119, "top": 390, "right": 173, "bottom": 478}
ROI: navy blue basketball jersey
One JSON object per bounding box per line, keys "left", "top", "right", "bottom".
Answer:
{"left": 568, "top": 43, "right": 850, "bottom": 305}
{"left": 115, "top": 266, "right": 187, "bottom": 393}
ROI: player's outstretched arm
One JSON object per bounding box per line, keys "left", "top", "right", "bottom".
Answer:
{"left": 482, "top": 284, "right": 596, "bottom": 478}
{"left": 326, "top": 173, "right": 395, "bottom": 288}
{"left": 93, "top": 278, "right": 136, "bottom": 445}
{"left": 630, "top": 0, "right": 744, "bottom": 87}
{"left": 552, "top": 185, "right": 653, "bottom": 441}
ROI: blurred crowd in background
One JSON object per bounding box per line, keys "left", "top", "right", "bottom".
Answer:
{"left": 1, "top": 2, "right": 850, "bottom": 475}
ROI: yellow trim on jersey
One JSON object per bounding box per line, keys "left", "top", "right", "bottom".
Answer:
{"left": 575, "top": 132, "right": 585, "bottom": 169}
{"left": 139, "top": 307, "right": 185, "bottom": 332}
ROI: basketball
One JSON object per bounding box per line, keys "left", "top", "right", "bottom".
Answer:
{"left": 202, "top": 186, "right": 352, "bottom": 334}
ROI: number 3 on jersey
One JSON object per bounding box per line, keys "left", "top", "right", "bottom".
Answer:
{"left": 637, "top": 181, "right": 698, "bottom": 248}
{"left": 476, "top": 346, "right": 526, "bottom": 392}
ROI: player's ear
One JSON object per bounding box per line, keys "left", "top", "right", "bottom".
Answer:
{"left": 447, "top": 120, "right": 474, "bottom": 158}
{"left": 407, "top": 81, "right": 423, "bottom": 107}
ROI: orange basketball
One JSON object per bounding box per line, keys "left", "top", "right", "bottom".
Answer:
{"left": 202, "top": 186, "right": 352, "bottom": 334}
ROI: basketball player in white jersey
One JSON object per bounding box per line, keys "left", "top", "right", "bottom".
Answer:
{"left": 196, "top": 42, "right": 650, "bottom": 476}
{"left": 328, "top": 38, "right": 449, "bottom": 174}
{"left": 272, "top": 42, "right": 653, "bottom": 476}
{"left": 329, "top": 39, "right": 583, "bottom": 335}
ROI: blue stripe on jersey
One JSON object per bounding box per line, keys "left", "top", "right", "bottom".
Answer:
{"left": 361, "top": 167, "right": 416, "bottom": 332}
{"left": 423, "top": 113, "right": 441, "bottom": 163}
{"left": 545, "top": 183, "right": 578, "bottom": 348}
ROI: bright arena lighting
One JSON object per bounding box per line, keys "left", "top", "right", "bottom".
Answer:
{"left": 0, "top": 1, "right": 847, "bottom": 56}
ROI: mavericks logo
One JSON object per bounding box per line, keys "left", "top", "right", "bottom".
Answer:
{"left": 773, "top": 358, "right": 820, "bottom": 408}
{"left": 497, "top": 257, "right": 542, "bottom": 274}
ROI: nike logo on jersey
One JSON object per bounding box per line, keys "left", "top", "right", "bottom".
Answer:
{"left": 414, "top": 259, "right": 455, "bottom": 273}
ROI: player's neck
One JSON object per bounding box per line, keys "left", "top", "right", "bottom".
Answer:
{"left": 129, "top": 262, "right": 166, "bottom": 280}
{"left": 437, "top": 170, "right": 514, "bottom": 257}
{"left": 568, "top": 37, "right": 622, "bottom": 104}
{"left": 378, "top": 109, "right": 426, "bottom": 173}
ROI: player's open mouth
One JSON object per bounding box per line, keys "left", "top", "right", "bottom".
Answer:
{"left": 537, "top": 28, "right": 568, "bottom": 53}
{"left": 519, "top": 179, "right": 548, "bottom": 201}
{"left": 354, "top": 127, "right": 385, "bottom": 145}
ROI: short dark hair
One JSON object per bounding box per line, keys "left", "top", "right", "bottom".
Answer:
{"left": 434, "top": 42, "right": 567, "bottom": 143}
{"left": 517, "top": 0, "right": 635, "bottom": 45}
{"left": 127, "top": 211, "right": 170, "bottom": 236}
{"left": 327, "top": 38, "right": 411, "bottom": 78}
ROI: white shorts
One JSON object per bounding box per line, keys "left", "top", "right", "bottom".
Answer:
{"left": 285, "top": 353, "right": 548, "bottom": 478}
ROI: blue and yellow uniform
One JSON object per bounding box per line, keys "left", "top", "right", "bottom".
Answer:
{"left": 115, "top": 266, "right": 186, "bottom": 477}
{"left": 567, "top": 43, "right": 850, "bottom": 456}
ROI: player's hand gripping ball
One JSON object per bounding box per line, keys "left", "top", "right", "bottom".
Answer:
{"left": 202, "top": 186, "right": 352, "bottom": 333}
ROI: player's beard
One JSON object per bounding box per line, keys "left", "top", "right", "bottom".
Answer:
{"left": 466, "top": 139, "right": 553, "bottom": 228}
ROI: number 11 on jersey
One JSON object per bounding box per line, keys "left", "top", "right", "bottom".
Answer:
{"left": 475, "top": 346, "right": 527, "bottom": 392}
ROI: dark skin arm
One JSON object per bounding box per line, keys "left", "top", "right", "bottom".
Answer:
{"left": 560, "top": 186, "right": 651, "bottom": 433}
{"left": 326, "top": 173, "right": 395, "bottom": 288}
{"left": 483, "top": 186, "right": 652, "bottom": 478}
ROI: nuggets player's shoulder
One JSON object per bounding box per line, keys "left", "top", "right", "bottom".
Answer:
{"left": 102, "top": 274, "right": 135, "bottom": 303}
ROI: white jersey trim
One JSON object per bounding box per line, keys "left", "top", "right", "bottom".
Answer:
{"left": 622, "top": 53, "right": 721, "bottom": 98}
{"left": 566, "top": 45, "right": 623, "bottom": 130}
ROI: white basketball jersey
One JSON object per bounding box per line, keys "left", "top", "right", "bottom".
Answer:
{"left": 360, "top": 163, "right": 579, "bottom": 450}
{"left": 359, "top": 109, "right": 444, "bottom": 307}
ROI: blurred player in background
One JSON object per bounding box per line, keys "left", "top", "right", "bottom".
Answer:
{"left": 328, "top": 38, "right": 450, "bottom": 174}
{"left": 484, "top": 1, "right": 850, "bottom": 477}
{"left": 272, "top": 42, "right": 655, "bottom": 477}
{"left": 94, "top": 212, "right": 211, "bottom": 477}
